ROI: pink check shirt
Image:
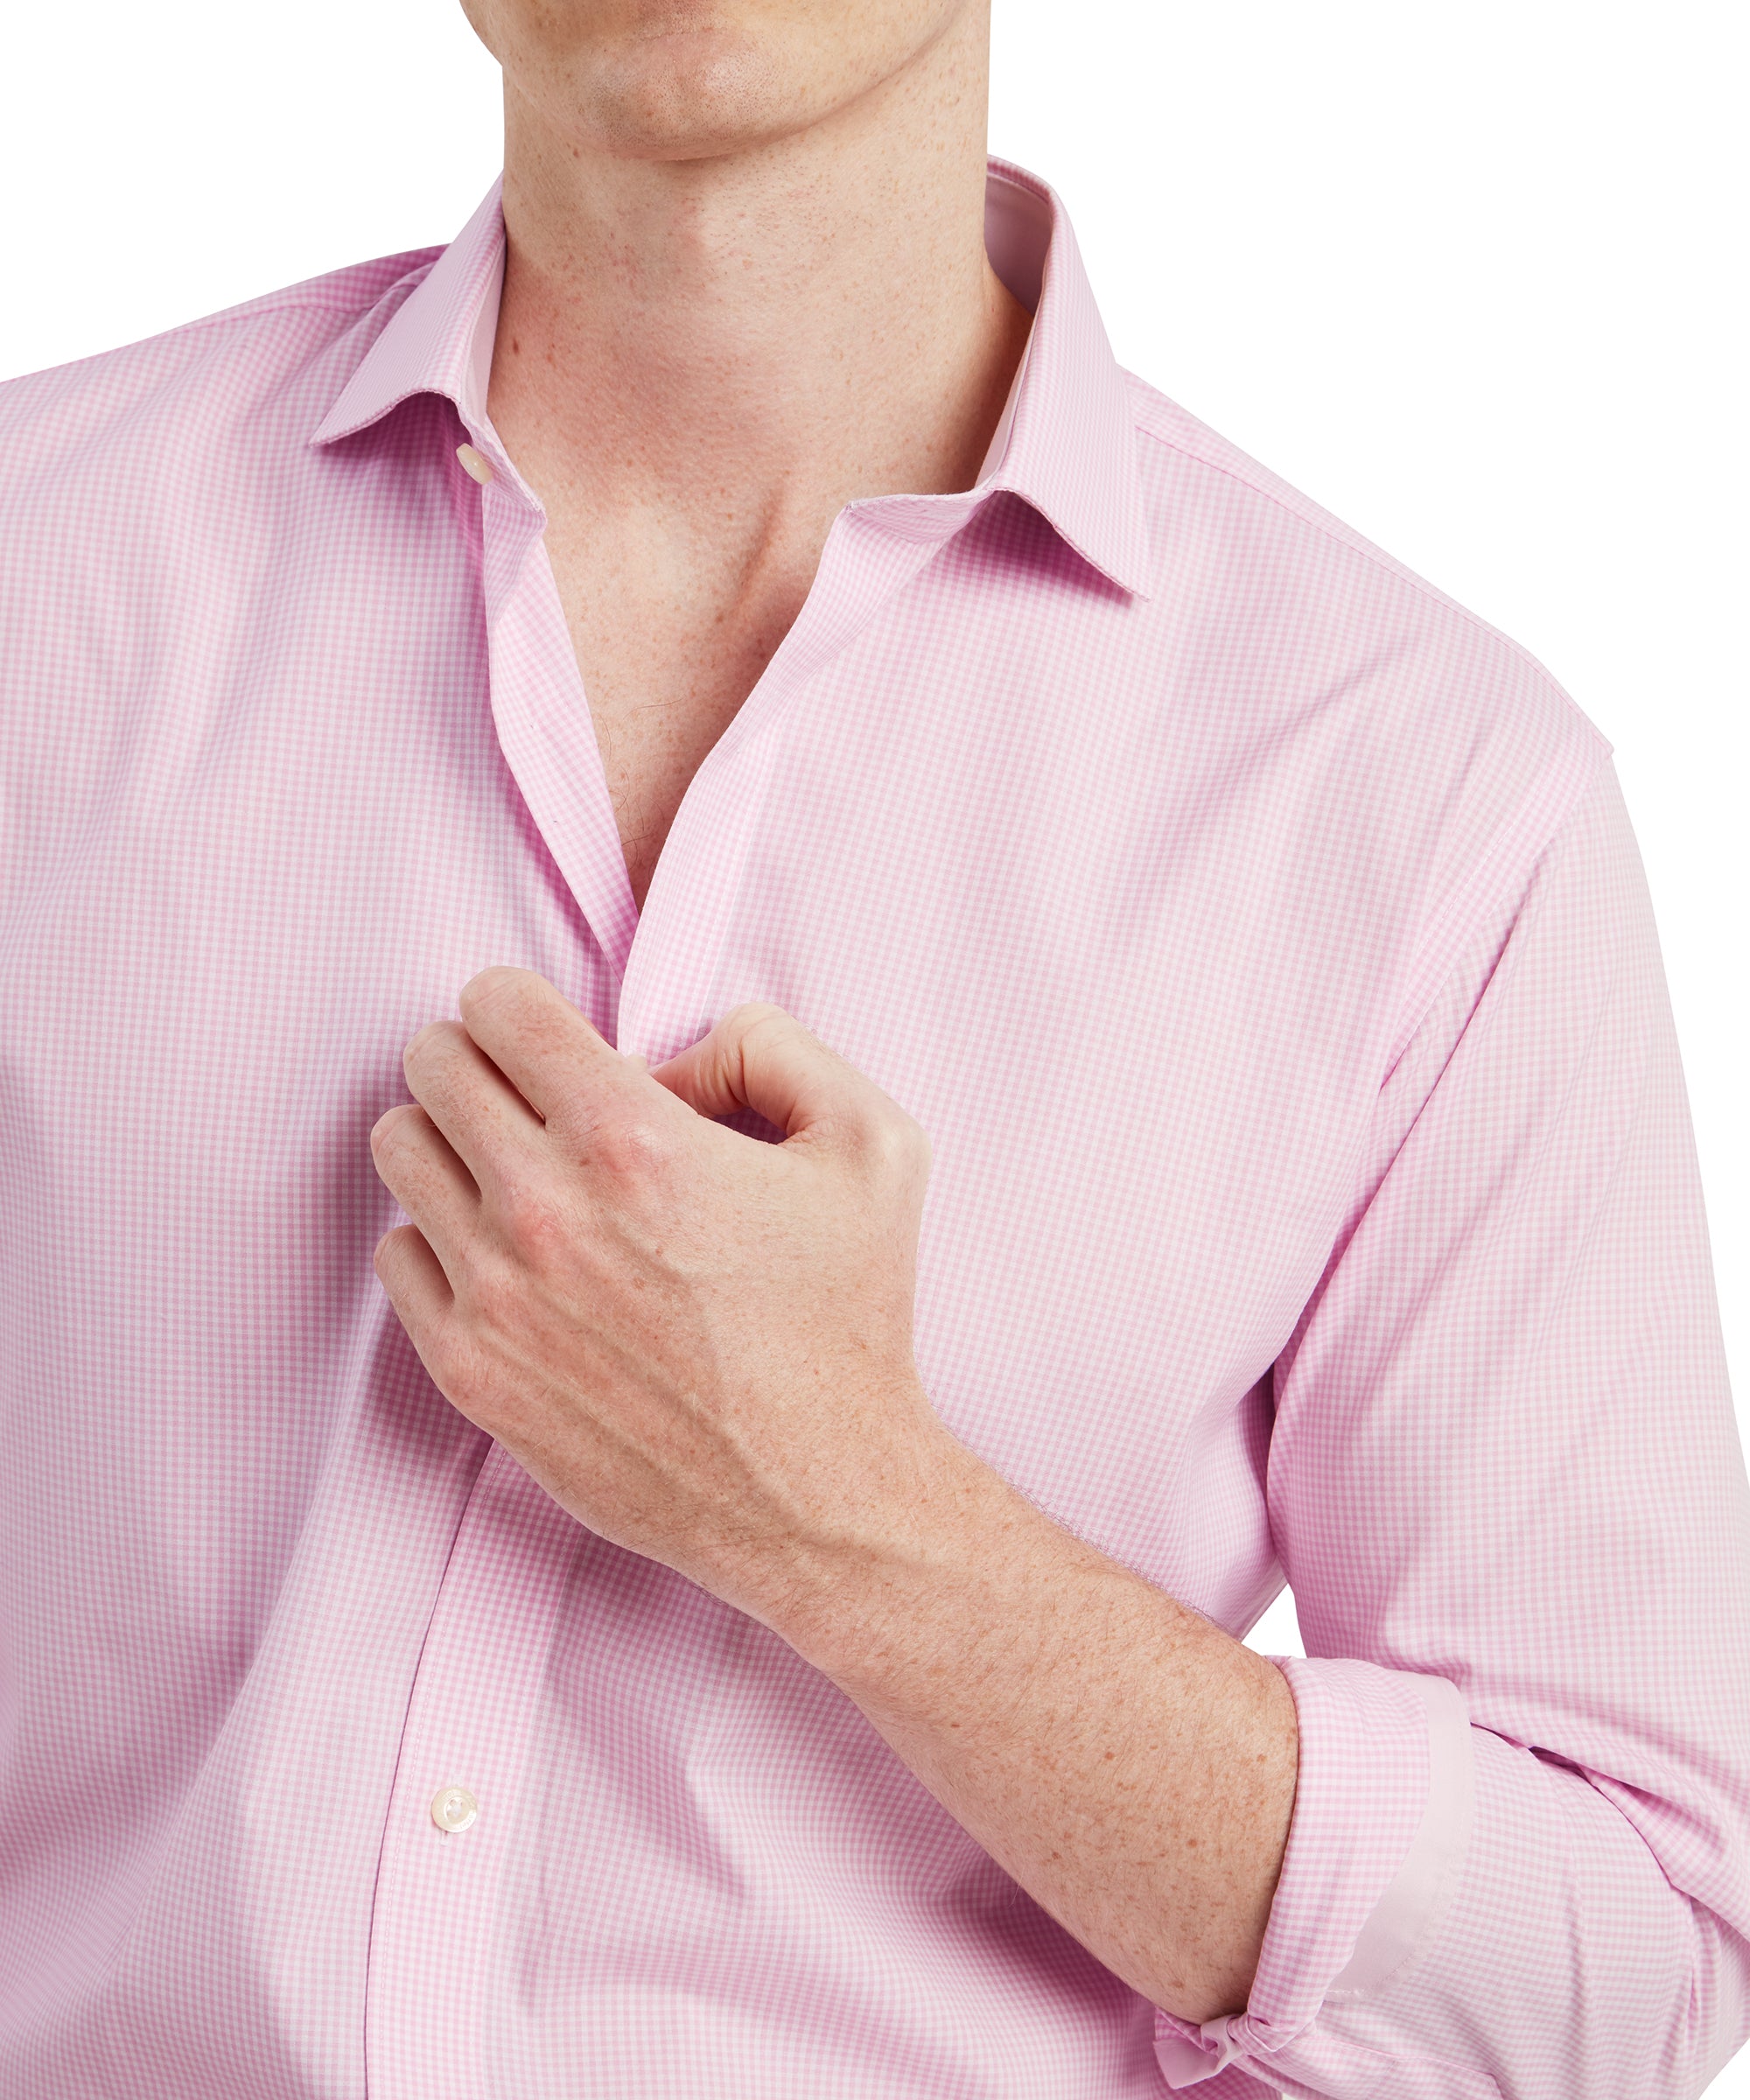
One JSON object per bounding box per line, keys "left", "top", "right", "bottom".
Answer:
{"left": 2, "top": 159, "right": 1746, "bottom": 2100}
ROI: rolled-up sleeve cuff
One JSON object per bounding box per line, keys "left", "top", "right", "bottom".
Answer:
{"left": 1152, "top": 1659, "right": 1475, "bottom": 2096}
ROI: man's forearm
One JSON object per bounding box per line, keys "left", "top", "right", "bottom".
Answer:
{"left": 760, "top": 1409, "right": 1300, "bottom": 2027}
{"left": 369, "top": 979, "right": 1298, "bottom": 2021}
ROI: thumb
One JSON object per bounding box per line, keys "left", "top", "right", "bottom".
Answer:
{"left": 648, "top": 1002, "right": 864, "bottom": 1145}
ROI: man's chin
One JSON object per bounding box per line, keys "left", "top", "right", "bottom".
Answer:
{"left": 557, "top": 31, "right": 819, "bottom": 164}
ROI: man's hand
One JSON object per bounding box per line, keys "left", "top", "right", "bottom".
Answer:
{"left": 371, "top": 964, "right": 1298, "bottom": 2029}
{"left": 368, "top": 964, "right": 967, "bottom": 1628}
{"left": 371, "top": 970, "right": 1293, "bottom": 2033}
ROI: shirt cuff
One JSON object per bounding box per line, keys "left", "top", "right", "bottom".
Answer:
{"left": 1152, "top": 1658, "right": 1475, "bottom": 2097}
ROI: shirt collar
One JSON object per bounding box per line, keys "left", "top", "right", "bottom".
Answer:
{"left": 311, "top": 157, "right": 1152, "bottom": 598}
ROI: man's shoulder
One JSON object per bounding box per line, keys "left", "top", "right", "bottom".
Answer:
{"left": 1119, "top": 367, "right": 1601, "bottom": 727}
{"left": 1119, "top": 363, "right": 1608, "bottom": 766}
{"left": 0, "top": 243, "right": 444, "bottom": 480}
{"left": 1116, "top": 366, "right": 1614, "bottom": 1026}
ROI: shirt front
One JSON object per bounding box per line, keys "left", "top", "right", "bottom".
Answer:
{"left": 1, "top": 162, "right": 1746, "bottom": 2100}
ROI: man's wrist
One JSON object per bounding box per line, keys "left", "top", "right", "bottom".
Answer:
{"left": 747, "top": 1400, "right": 1094, "bottom": 1702}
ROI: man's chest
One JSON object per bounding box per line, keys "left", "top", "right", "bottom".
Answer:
{"left": 548, "top": 615, "right": 752, "bottom": 921}
{"left": 1, "top": 613, "right": 1379, "bottom": 1638}
{"left": 535, "top": 510, "right": 816, "bottom": 919}
{"left": 0, "top": 470, "right": 1470, "bottom": 1616}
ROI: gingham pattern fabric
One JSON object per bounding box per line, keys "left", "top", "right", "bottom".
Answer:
{"left": 0, "top": 159, "right": 1745, "bottom": 2100}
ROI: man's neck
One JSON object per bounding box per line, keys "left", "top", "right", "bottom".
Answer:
{"left": 485, "top": 6, "right": 1032, "bottom": 559}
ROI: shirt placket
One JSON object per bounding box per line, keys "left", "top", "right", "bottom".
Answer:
{"left": 613, "top": 493, "right": 1000, "bottom": 1066}
{"left": 363, "top": 453, "right": 617, "bottom": 2100}
{"left": 363, "top": 1439, "right": 586, "bottom": 2100}
{"left": 364, "top": 444, "right": 998, "bottom": 2100}
{"left": 473, "top": 467, "right": 641, "bottom": 997}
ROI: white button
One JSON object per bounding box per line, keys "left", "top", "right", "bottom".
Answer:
{"left": 455, "top": 444, "right": 494, "bottom": 486}
{"left": 430, "top": 1785, "right": 480, "bottom": 1832}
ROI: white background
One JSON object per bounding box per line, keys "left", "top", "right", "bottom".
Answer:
{"left": 4, "top": 2, "right": 1746, "bottom": 2082}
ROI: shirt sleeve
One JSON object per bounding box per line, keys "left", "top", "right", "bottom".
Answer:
{"left": 1152, "top": 751, "right": 1750, "bottom": 2100}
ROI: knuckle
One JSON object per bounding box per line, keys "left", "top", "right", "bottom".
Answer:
{"left": 728, "top": 1003, "right": 797, "bottom": 1062}
{"left": 730, "top": 1000, "right": 789, "bottom": 1034}
{"left": 593, "top": 1113, "right": 682, "bottom": 1184}
{"left": 495, "top": 1181, "right": 572, "bottom": 1262}
{"left": 857, "top": 1106, "right": 929, "bottom": 1180}
{"left": 870, "top": 1124, "right": 912, "bottom": 1179}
